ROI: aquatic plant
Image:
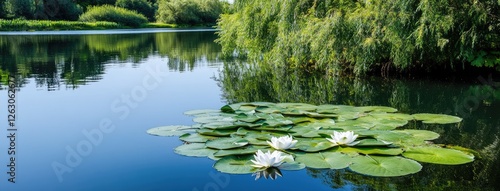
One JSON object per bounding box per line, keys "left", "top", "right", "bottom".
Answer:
{"left": 148, "top": 102, "right": 474, "bottom": 177}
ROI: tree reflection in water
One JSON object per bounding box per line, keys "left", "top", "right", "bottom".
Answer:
{"left": 217, "top": 62, "right": 500, "bottom": 190}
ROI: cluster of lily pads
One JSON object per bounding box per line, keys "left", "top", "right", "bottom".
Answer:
{"left": 147, "top": 102, "right": 475, "bottom": 178}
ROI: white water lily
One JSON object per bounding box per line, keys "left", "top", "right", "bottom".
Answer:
{"left": 326, "top": 131, "right": 360, "bottom": 146}
{"left": 267, "top": 135, "right": 298, "bottom": 150}
{"left": 251, "top": 150, "right": 291, "bottom": 169}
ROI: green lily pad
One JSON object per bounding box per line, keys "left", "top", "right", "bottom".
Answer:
{"left": 193, "top": 116, "right": 236, "bottom": 124}
{"left": 213, "top": 155, "right": 258, "bottom": 174}
{"left": 197, "top": 128, "right": 234, "bottom": 136}
{"left": 372, "top": 131, "right": 414, "bottom": 145}
{"left": 305, "top": 112, "right": 338, "bottom": 118}
{"left": 357, "top": 106, "right": 398, "bottom": 113}
{"left": 355, "top": 139, "right": 393, "bottom": 146}
{"left": 412, "top": 113, "right": 462, "bottom": 124}
{"left": 337, "top": 112, "right": 363, "bottom": 121}
{"left": 235, "top": 113, "right": 264, "bottom": 123}
{"left": 179, "top": 133, "right": 217, "bottom": 143}
{"left": 221, "top": 105, "right": 235, "bottom": 113}
{"left": 174, "top": 143, "right": 217, "bottom": 157}
{"left": 402, "top": 146, "right": 474, "bottom": 165}
{"left": 206, "top": 137, "right": 249, "bottom": 150}
{"left": 295, "top": 138, "right": 337, "bottom": 152}
{"left": 256, "top": 106, "right": 283, "bottom": 114}
{"left": 147, "top": 125, "right": 194, "bottom": 137}
{"left": 395, "top": 130, "right": 440, "bottom": 141}
{"left": 335, "top": 146, "right": 404, "bottom": 156}
{"left": 349, "top": 155, "right": 422, "bottom": 177}
{"left": 213, "top": 146, "right": 269, "bottom": 157}
{"left": 295, "top": 152, "right": 352, "bottom": 169}
{"left": 279, "top": 162, "right": 306, "bottom": 170}
{"left": 203, "top": 122, "right": 241, "bottom": 130}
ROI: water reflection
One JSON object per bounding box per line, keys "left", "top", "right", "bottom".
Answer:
{"left": 0, "top": 31, "right": 221, "bottom": 90}
{"left": 217, "top": 62, "right": 500, "bottom": 190}
{"left": 252, "top": 167, "right": 283, "bottom": 180}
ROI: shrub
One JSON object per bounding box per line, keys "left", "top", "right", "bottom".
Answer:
{"left": 115, "top": 0, "right": 155, "bottom": 21}
{"left": 156, "top": 0, "right": 224, "bottom": 25}
{"left": 79, "top": 5, "right": 147, "bottom": 27}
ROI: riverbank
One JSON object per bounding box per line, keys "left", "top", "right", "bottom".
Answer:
{"left": 0, "top": 19, "right": 180, "bottom": 31}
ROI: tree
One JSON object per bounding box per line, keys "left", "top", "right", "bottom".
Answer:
{"left": 217, "top": 0, "right": 500, "bottom": 76}
{"left": 34, "top": 0, "right": 82, "bottom": 20}
{"left": 5, "top": 0, "right": 36, "bottom": 19}
{"left": 115, "top": 0, "right": 155, "bottom": 21}
{"left": 0, "top": 0, "right": 7, "bottom": 18}
{"left": 156, "top": 0, "right": 224, "bottom": 25}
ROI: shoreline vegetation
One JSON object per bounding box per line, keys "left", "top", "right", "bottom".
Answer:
{"left": 0, "top": 0, "right": 226, "bottom": 31}
{"left": 216, "top": 0, "right": 500, "bottom": 76}
{"left": 0, "top": 19, "right": 206, "bottom": 31}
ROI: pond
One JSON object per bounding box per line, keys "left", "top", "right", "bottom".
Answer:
{"left": 0, "top": 30, "right": 499, "bottom": 191}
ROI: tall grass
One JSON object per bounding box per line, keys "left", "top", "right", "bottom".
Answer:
{"left": 0, "top": 19, "right": 121, "bottom": 31}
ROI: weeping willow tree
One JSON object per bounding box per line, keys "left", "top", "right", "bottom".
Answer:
{"left": 217, "top": 0, "right": 500, "bottom": 75}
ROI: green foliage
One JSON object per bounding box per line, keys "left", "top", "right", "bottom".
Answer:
{"left": 75, "top": 0, "right": 117, "bottom": 11}
{"left": 217, "top": 0, "right": 500, "bottom": 75}
{"left": 5, "top": 0, "right": 36, "bottom": 19}
{"left": 0, "top": 19, "right": 120, "bottom": 31}
{"left": 0, "top": 0, "right": 7, "bottom": 19}
{"left": 79, "top": 5, "right": 148, "bottom": 27}
{"left": 115, "top": 0, "right": 155, "bottom": 21}
{"left": 31, "top": 0, "right": 83, "bottom": 21}
{"left": 156, "top": 0, "right": 223, "bottom": 25}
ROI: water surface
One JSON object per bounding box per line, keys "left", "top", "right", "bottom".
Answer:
{"left": 0, "top": 30, "right": 499, "bottom": 191}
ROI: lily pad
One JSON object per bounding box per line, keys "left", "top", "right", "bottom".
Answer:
{"left": 174, "top": 143, "right": 217, "bottom": 157}
{"left": 197, "top": 128, "right": 234, "bottom": 136}
{"left": 193, "top": 116, "right": 236, "bottom": 124}
{"left": 235, "top": 113, "right": 264, "bottom": 123}
{"left": 214, "top": 155, "right": 258, "bottom": 174}
{"left": 203, "top": 122, "right": 241, "bottom": 130}
{"left": 213, "top": 146, "right": 269, "bottom": 157}
{"left": 349, "top": 155, "right": 422, "bottom": 177}
{"left": 402, "top": 146, "right": 474, "bottom": 165}
{"left": 357, "top": 106, "right": 398, "bottom": 113}
{"left": 295, "top": 138, "right": 337, "bottom": 152}
{"left": 179, "top": 133, "right": 217, "bottom": 143}
{"left": 278, "top": 162, "right": 306, "bottom": 170}
{"left": 147, "top": 126, "right": 194, "bottom": 137}
{"left": 355, "top": 139, "right": 393, "bottom": 146}
{"left": 206, "top": 137, "right": 249, "bottom": 150}
{"left": 335, "top": 146, "right": 404, "bottom": 156}
{"left": 295, "top": 152, "right": 352, "bottom": 169}
{"left": 221, "top": 105, "right": 235, "bottom": 113}
{"left": 412, "top": 113, "right": 462, "bottom": 124}
{"left": 395, "top": 130, "right": 440, "bottom": 141}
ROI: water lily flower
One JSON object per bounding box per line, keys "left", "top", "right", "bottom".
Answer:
{"left": 251, "top": 150, "right": 288, "bottom": 169}
{"left": 267, "top": 135, "right": 298, "bottom": 150}
{"left": 326, "top": 131, "right": 360, "bottom": 146}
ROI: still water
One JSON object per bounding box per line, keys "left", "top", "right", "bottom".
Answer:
{"left": 0, "top": 30, "right": 499, "bottom": 191}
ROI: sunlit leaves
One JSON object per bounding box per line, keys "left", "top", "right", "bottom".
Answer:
{"left": 349, "top": 155, "right": 422, "bottom": 177}
{"left": 412, "top": 113, "right": 463, "bottom": 124}
{"left": 402, "top": 147, "right": 475, "bottom": 165}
